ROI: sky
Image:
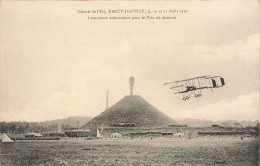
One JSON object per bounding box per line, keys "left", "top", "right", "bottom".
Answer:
{"left": 0, "top": 0, "right": 259, "bottom": 122}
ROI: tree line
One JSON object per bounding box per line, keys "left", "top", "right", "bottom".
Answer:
{"left": 0, "top": 122, "right": 72, "bottom": 134}
{"left": 0, "top": 116, "right": 92, "bottom": 134}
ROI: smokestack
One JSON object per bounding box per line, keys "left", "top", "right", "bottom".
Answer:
{"left": 129, "top": 76, "right": 134, "bottom": 95}
{"left": 106, "top": 90, "right": 109, "bottom": 109}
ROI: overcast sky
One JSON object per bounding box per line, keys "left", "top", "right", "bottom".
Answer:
{"left": 0, "top": 0, "right": 259, "bottom": 122}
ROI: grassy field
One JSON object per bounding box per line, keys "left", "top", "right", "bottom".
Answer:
{"left": 0, "top": 137, "right": 259, "bottom": 166}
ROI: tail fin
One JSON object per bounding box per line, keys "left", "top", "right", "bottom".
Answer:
{"left": 220, "top": 77, "right": 225, "bottom": 86}
{"left": 212, "top": 79, "right": 217, "bottom": 88}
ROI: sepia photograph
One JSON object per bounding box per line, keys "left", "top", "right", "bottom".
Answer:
{"left": 0, "top": 0, "right": 259, "bottom": 165}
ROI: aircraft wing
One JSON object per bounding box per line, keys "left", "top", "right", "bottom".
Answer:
{"left": 170, "top": 85, "right": 183, "bottom": 89}
{"left": 163, "top": 75, "right": 211, "bottom": 85}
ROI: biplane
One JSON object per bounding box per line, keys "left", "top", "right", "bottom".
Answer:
{"left": 164, "top": 75, "right": 225, "bottom": 101}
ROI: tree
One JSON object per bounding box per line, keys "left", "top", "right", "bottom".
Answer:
{"left": 18, "top": 125, "right": 25, "bottom": 134}
{"left": 234, "top": 122, "right": 241, "bottom": 128}
{"left": 10, "top": 123, "right": 17, "bottom": 134}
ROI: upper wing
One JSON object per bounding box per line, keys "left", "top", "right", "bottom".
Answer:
{"left": 163, "top": 75, "right": 211, "bottom": 85}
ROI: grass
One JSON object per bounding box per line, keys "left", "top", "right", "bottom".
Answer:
{"left": 0, "top": 137, "right": 259, "bottom": 166}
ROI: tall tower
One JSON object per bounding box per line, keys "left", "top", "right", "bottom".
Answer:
{"left": 129, "top": 76, "right": 134, "bottom": 95}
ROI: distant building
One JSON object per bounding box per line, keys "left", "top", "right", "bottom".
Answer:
{"left": 43, "top": 133, "right": 65, "bottom": 137}
{"left": 109, "top": 123, "right": 136, "bottom": 127}
{"left": 145, "top": 131, "right": 162, "bottom": 137}
{"left": 90, "top": 127, "right": 102, "bottom": 138}
{"left": 65, "top": 128, "right": 102, "bottom": 138}
{"left": 198, "top": 131, "right": 259, "bottom": 136}
{"left": 174, "top": 132, "right": 185, "bottom": 138}
{"left": 130, "top": 131, "right": 173, "bottom": 137}
{"left": 130, "top": 132, "right": 146, "bottom": 136}
{"left": 65, "top": 130, "right": 90, "bottom": 137}
{"left": 169, "top": 125, "right": 188, "bottom": 127}
{"left": 25, "top": 133, "right": 42, "bottom": 139}
{"left": 111, "top": 132, "right": 122, "bottom": 138}
{"left": 162, "top": 132, "right": 173, "bottom": 136}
